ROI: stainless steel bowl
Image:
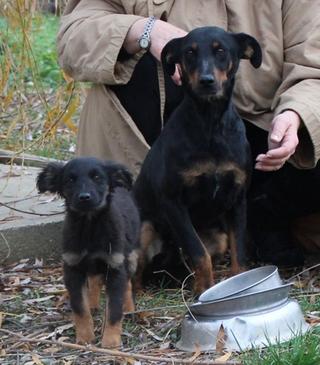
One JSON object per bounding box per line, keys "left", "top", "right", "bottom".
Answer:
{"left": 190, "top": 283, "right": 292, "bottom": 317}
{"left": 199, "top": 265, "right": 282, "bottom": 302}
{"left": 177, "top": 299, "right": 309, "bottom": 352}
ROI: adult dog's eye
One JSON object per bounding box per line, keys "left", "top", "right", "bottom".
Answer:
{"left": 186, "top": 49, "right": 195, "bottom": 57}
{"left": 216, "top": 48, "right": 226, "bottom": 56}
{"left": 216, "top": 48, "right": 225, "bottom": 54}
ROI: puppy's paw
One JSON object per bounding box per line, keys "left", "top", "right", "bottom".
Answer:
{"left": 76, "top": 327, "right": 95, "bottom": 345}
{"left": 101, "top": 333, "right": 121, "bottom": 348}
{"left": 101, "top": 322, "right": 122, "bottom": 348}
{"left": 74, "top": 314, "right": 95, "bottom": 345}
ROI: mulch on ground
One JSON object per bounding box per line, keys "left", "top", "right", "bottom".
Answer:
{"left": 0, "top": 258, "right": 319, "bottom": 365}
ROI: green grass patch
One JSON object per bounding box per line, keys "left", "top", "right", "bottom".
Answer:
{"left": 299, "top": 295, "right": 320, "bottom": 313}
{"left": 241, "top": 327, "right": 320, "bottom": 365}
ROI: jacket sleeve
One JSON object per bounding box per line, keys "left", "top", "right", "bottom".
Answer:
{"left": 273, "top": 0, "right": 320, "bottom": 168}
{"left": 57, "top": 0, "right": 145, "bottom": 85}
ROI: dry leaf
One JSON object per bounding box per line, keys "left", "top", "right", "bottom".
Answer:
{"left": 216, "top": 352, "right": 232, "bottom": 363}
{"left": 24, "top": 295, "right": 54, "bottom": 304}
{"left": 143, "top": 326, "right": 163, "bottom": 341}
{"left": 0, "top": 312, "right": 3, "bottom": 328}
{"left": 188, "top": 343, "right": 201, "bottom": 362}
{"left": 216, "top": 324, "right": 226, "bottom": 353}
{"left": 31, "top": 353, "right": 44, "bottom": 365}
{"left": 43, "top": 346, "right": 60, "bottom": 353}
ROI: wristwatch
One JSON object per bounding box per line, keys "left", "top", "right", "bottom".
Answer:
{"left": 138, "top": 16, "right": 157, "bottom": 51}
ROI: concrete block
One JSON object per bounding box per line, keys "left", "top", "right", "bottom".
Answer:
{"left": 0, "top": 164, "right": 64, "bottom": 263}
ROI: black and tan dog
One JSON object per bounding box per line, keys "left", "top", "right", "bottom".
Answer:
{"left": 134, "top": 26, "right": 262, "bottom": 294}
{"left": 37, "top": 157, "right": 140, "bottom": 347}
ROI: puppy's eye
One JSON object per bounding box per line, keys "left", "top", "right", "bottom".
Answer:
{"left": 92, "top": 174, "right": 100, "bottom": 181}
{"left": 67, "top": 176, "right": 76, "bottom": 183}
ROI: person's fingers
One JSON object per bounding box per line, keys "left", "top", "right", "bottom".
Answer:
{"left": 255, "top": 162, "right": 284, "bottom": 171}
{"left": 255, "top": 156, "right": 285, "bottom": 171}
{"left": 269, "top": 117, "right": 288, "bottom": 143}
{"left": 256, "top": 155, "right": 286, "bottom": 166}
{"left": 267, "top": 134, "right": 298, "bottom": 159}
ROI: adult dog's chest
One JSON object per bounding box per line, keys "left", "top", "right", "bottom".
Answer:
{"left": 180, "top": 158, "right": 246, "bottom": 206}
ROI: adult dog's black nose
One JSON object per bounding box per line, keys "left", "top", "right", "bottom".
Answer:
{"left": 199, "top": 74, "right": 214, "bottom": 85}
{"left": 78, "top": 192, "right": 91, "bottom": 202}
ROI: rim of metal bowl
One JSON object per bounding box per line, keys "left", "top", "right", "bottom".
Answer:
{"left": 198, "top": 265, "right": 280, "bottom": 302}
{"left": 190, "top": 283, "right": 292, "bottom": 317}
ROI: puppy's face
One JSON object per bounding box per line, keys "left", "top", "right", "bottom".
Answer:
{"left": 61, "top": 158, "right": 110, "bottom": 212}
{"left": 37, "top": 157, "right": 133, "bottom": 214}
{"left": 161, "top": 26, "right": 262, "bottom": 101}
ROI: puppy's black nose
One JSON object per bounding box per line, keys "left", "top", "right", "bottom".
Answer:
{"left": 199, "top": 74, "right": 214, "bottom": 85}
{"left": 78, "top": 192, "right": 91, "bottom": 201}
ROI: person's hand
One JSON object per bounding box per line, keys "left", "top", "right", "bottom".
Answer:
{"left": 255, "top": 110, "right": 301, "bottom": 171}
{"left": 149, "top": 20, "right": 187, "bottom": 61}
{"left": 123, "top": 19, "right": 186, "bottom": 84}
{"left": 149, "top": 20, "right": 186, "bottom": 85}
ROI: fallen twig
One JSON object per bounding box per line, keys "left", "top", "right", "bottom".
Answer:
{"left": 287, "top": 263, "right": 320, "bottom": 282}
{"left": 0, "top": 201, "right": 64, "bottom": 216}
{"left": 0, "top": 328, "right": 242, "bottom": 364}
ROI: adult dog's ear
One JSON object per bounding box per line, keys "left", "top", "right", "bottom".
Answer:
{"left": 161, "top": 37, "right": 183, "bottom": 76}
{"left": 233, "top": 33, "right": 262, "bottom": 68}
{"left": 37, "top": 162, "right": 64, "bottom": 195}
{"left": 105, "top": 161, "right": 133, "bottom": 191}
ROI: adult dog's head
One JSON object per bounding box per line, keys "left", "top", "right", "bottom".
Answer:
{"left": 161, "top": 26, "right": 262, "bottom": 101}
{"left": 37, "top": 157, "right": 133, "bottom": 214}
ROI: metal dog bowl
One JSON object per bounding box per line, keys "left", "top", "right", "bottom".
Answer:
{"left": 177, "top": 299, "right": 309, "bottom": 352}
{"left": 190, "top": 284, "right": 292, "bottom": 317}
{"left": 198, "top": 265, "right": 282, "bottom": 302}
{"left": 176, "top": 266, "right": 309, "bottom": 352}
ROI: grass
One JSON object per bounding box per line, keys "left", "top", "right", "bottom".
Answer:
{"left": 241, "top": 328, "right": 320, "bottom": 365}
{"left": 240, "top": 294, "right": 320, "bottom": 365}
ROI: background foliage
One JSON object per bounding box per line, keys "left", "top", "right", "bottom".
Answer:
{"left": 0, "top": 0, "right": 78, "bottom": 160}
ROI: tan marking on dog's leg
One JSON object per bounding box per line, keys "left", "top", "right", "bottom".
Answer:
{"left": 198, "top": 229, "right": 228, "bottom": 256}
{"left": 193, "top": 252, "right": 214, "bottom": 295}
{"left": 88, "top": 274, "right": 104, "bottom": 311}
{"left": 73, "top": 287, "right": 95, "bottom": 344}
{"left": 134, "top": 221, "right": 157, "bottom": 292}
{"left": 228, "top": 229, "right": 245, "bottom": 275}
{"left": 123, "top": 279, "right": 135, "bottom": 313}
{"left": 101, "top": 319, "right": 122, "bottom": 348}
{"left": 140, "top": 221, "right": 157, "bottom": 250}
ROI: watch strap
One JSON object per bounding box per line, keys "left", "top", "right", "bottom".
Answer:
{"left": 139, "top": 16, "right": 156, "bottom": 49}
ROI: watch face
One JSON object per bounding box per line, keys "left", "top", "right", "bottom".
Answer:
{"left": 139, "top": 37, "right": 150, "bottom": 49}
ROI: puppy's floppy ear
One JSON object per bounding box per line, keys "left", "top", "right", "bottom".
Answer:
{"left": 104, "top": 161, "right": 133, "bottom": 191}
{"left": 233, "top": 33, "right": 262, "bottom": 68}
{"left": 161, "top": 37, "right": 183, "bottom": 76}
{"left": 37, "top": 162, "right": 64, "bottom": 195}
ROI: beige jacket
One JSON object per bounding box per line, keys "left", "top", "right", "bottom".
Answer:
{"left": 58, "top": 0, "right": 320, "bottom": 175}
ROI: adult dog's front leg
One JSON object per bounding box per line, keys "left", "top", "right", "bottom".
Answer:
{"left": 228, "top": 194, "right": 247, "bottom": 275}
{"left": 102, "top": 267, "right": 127, "bottom": 348}
{"left": 63, "top": 263, "right": 95, "bottom": 344}
{"left": 161, "top": 200, "right": 214, "bottom": 294}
